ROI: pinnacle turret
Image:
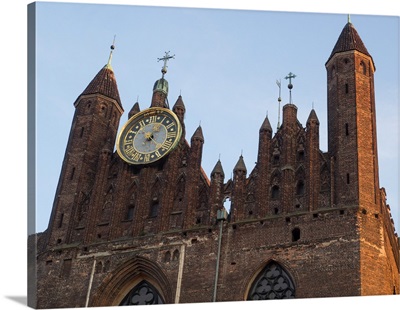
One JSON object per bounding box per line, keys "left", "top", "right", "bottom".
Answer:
{"left": 191, "top": 125, "right": 204, "bottom": 143}
{"left": 173, "top": 95, "right": 185, "bottom": 111}
{"left": 260, "top": 115, "right": 273, "bottom": 133}
{"left": 211, "top": 159, "right": 225, "bottom": 178}
{"left": 128, "top": 101, "right": 140, "bottom": 119}
{"left": 173, "top": 95, "right": 186, "bottom": 121}
{"left": 233, "top": 155, "right": 247, "bottom": 173}
{"left": 307, "top": 109, "right": 320, "bottom": 126}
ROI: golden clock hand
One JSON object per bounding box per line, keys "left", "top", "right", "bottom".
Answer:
{"left": 150, "top": 136, "right": 162, "bottom": 149}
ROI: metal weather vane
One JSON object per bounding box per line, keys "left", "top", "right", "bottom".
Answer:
{"left": 106, "top": 35, "right": 116, "bottom": 69}
{"left": 276, "top": 79, "right": 282, "bottom": 130}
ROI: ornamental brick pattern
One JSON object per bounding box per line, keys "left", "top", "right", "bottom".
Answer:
{"left": 28, "top": 21, "right": 399, "bottom": 308}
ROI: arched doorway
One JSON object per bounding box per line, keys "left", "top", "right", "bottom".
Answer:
{"left": 90, "top": 256, "right": 172, "bottom": 307}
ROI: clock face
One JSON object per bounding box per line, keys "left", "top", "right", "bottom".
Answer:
{"left": 116, "top": 107, "right": 182, "bottom": 165}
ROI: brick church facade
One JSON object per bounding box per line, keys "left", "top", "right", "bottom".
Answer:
{"left": 29, "top": 19, "right": 399, "bottom": 308}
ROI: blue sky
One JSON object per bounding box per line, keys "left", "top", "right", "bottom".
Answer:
{"left": 33, "top": 1, "right": 399, "bottom": 234}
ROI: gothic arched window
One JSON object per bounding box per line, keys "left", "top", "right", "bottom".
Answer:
{"left": 126, "top": 205, "right": 135, "bottom": 221}
{"left": 119, "top": 280, "right": 164, "bottom": 305}
{"left": 271, "top": 185, "right": 280, "bottom": 199}
{"left": 164, "top": 251, "right": 171, "bottom": 263}
{"left": 150, "top": 200, "right": 159, "bottom": 218}
{"left": 247, "top": 262, "right": 295, "bottom": 300}
{"left": 296, "top": 180, "right": 305, "bottom": 196}
{"left": 360, "top": 61, "right": 367, "bottom": 75}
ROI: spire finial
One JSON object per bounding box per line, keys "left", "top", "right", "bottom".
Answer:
{"left": 285, "top": 72, "right": 296, "bottom": 104}
{"left": 157, "top": 51, "right": 175, "bottom": 77}
{"left": 347, "top": 14, "right": 351, "bottom": 24}
{"left": 276, "top": 79, "right": 282, "bottom": 130}
{"left": 106, "top": 35, "right": 116, "bottom": 69}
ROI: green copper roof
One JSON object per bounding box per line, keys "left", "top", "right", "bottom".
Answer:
{"left": 153, "top": 78, "right": 169, "bottom": 95}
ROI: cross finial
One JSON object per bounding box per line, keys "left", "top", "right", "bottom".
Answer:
{"left": 157, "top": 51, "right": 175, "bottom": 77}
{"left": 285, "top": 72, "right": 296, "bottom": 86}
{"left": 285, "top": 72, "right": 296, "bottom": 104}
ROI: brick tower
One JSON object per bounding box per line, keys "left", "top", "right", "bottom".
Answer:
{"left": 326, "top": 19, "right": 379, "bottom": 210}
{"left": 43, "top": 46, "right": 124, "bottom": 249}
{"left": 326, "top": 19, "right": 398, "bottom": 295}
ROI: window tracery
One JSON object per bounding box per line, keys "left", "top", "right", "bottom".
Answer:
{"left": 248, "top": 262, "right": 295, "bottom": 300}
{"left": 119, "top": 281, "right": 164, "bottom": 305}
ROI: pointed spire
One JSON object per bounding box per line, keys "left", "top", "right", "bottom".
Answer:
{"left": 327, "top": 19, "right": 373, "bottom": 68}
{"left": 173, "top": 95, "right": 186, "bottom": 121}
{"left": 173, "top": 95, "right": 186, "bottom": 111}
{"left": 128, "top": 101, "right": 140, "bottom": 119}
{"left": 307, "top": 109, "right": 320, "bottom": 126}
{"left": 191, "top": 125, "right": 204, "bottom": 143}
{"left": 211, "top": 159, "right": 225, "bottom": 178}
{"left": 80, "top": 67, "right": 121, "bottom": 107}
{"left": 233, "top": 155, "right": 247, "bottom": 173}
{"left": 260, "top": 115, "right": 273, "bottom": 133}
{"left": 78, "top": 43, "right": 121, "bottom": 108}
